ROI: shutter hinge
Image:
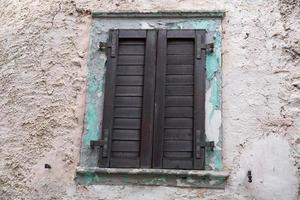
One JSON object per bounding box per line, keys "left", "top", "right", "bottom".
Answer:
{"left": 197, "top": 43, "right": 214, "bottom": 59}
{"left": 200, "top": 141, "right": 215, "bottom": 151}
{"left": 203, "top": 43, "right": 214, "bottom": 53}
{"left": 98, "top": 42, "right": 108, "bottom": 51}
{"left": 195, "top": 130, "right": 215, "bottom": 158}
{"left": 90, "top": 129, "right": 109, "bottom": 157}
{"left": 98, "top": 37, "right": 116, "bottom": 57}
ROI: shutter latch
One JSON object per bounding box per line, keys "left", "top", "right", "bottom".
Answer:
{"left": 90, "top": 129, "right": 109, "bottom": 157}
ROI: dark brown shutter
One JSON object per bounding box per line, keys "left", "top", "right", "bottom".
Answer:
{"left": 100, "top": 30, "right": 156, "bottom": 168}
{"left": 153, "top": 30, "right": 206, "bottom": 169}
{"left": 100, "top": 29, "right": 206, "bottom": 169}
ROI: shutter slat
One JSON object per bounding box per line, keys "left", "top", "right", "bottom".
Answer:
{"left": 165, "top": 107, "right": 193, "bottom": 118}
{"left": 115, "top": 86, "right": 143, "bottom": 96}
{"left": 114, "top": 97, "right": 142, "bottom": 107}
{"left": 117, "top": 65, "right": 144, "bottom": 75}
{"left": 166, "top": 75, "right": 193, "bottom": 85}
{"left": 164, "top": 129, "right": 193, "bottom": 140}
{"left": 114, "top": 107, "right": 142, "bottom": 118}
{"left": 116, "top": 76, "right": 144, "bottom": 86}
{"left": 164, "top": 152, "right": 192, "bottom": 158}
{"left": 165, "top": 96, "right": 193, "bottom": 107}
{"left": 111, "top": 152, "right": 139, "bottom": 158}
{"left": 166, "top": 86, "right": 193, "bottom": 96}
{"left": 110, "top": 158, "right": 140, "bottom": 168}
{"left": 163, "top": 158, "right": 193, "bottom": 169}
{"left": 119, "top": 30, "right": 147, "bottom": 38}
{"left": 167, "top": 55, "right": 194, "bottom": 65}
{"left": 114, "top": 118, "right": 141, "bottom": 129}
{"left": 164, "top": 141, "right": 193, "bottom": 151}
{"left": 112, "top": 129, "right": 140, "bottom": 140}
{"left": 166, "top": 65, "right": 193, "bottom": 75}
{"left": 118, "top": 55, "right": 145, "bottom": 65}
{"left": 167, "top": 30, "right": 195, "bottom": 38}
{"left": 112, "top": 141, "right": 140, "bottom": 152}
{"left": 167, "top": 45, "right": 194, "bottom": 55}
{"left": 165, "top": 118, "right": 193, "bottom": 128}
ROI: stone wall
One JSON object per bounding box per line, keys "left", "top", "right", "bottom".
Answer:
{"left": 0, "top": 0, "right": 299, "bottom": 199}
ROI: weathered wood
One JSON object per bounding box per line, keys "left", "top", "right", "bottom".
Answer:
{"left": 166, "top": 86, "right": 193, "bottom": 96}
{"left": 163, "top": 158, "right": 193, "bottom": 169}
{"left": 116, "top": 75, "right": 144, "bottom": 86}
{"left": 114, "top": 118, "right": 141, "bottom": 129}
{"left": 166, "top": 75, "right": 193, "bottom": 85}
{"left": 100, "top": 30, "right": 119, "bottom": 167}
{"left": 112, "top": 141, "right": 140, "bottom": 152}
{"left": 115, "top": 86, "right": 143, "bottom": 96}
{"left": 112, "top": 129, "right": 140, "bottom": 140}
{"left": 119, "top": 30, "right": 147, "bottom": 38}
{"left": 165, "top": 96, "right": 193, "bottom": 106}
{"left": 114, "top": 107, "right": 142, "bottom": 118}
{"left": 152, "top": 30, "right": 167, "bottom": 168}
{"left": 114, "top": 97, "right": 143, "bottom": 107}
{"left": 193, "top": 30, "right": 206, "bottom": 169}
{"left": 164, "top": 141, "right": 193, "bottom": 151}
{"left": 110, "top": 158, "right": 140, "bottom": 168}
{"left": 117, "top": 65, "right": 144, "bottom": 75}
{"left": 166, "top": 65, "right": 193, "bottom": 75}
{"left": 167, "top": 30, "right": 195, "bottom": 38}
{"left": 164, "top": 129, "right": 193, "bottom": 140}
{"left": 140, "top": 30, "right": 157, "bottom": 168}
{"left": 167, "top": 55, "right": 194, "bottom": 65}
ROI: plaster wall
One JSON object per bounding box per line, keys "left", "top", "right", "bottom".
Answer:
{"left": 0, "top": 0, "right": 299, "bottom": 200}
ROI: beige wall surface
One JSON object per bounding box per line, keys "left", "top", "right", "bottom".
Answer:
{"left": 0, "top": 0, "right": 299, "bottom": 199}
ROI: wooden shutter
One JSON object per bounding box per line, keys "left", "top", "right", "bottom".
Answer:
{"left": 99, "top": 29, "right": 207, "bottom": 169}
{"left": 152, "top": 30, "right": 206, "bottom": 169}
{"left": 99, "top": 30, "right": 157, "bottom": 168}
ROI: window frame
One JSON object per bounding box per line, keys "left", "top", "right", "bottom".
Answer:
{"left": 77, "top": 12, "right": 227, "bottom": 188}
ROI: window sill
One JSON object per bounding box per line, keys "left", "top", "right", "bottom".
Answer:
{"left": 75, "top": 167, "right": 229, "bottom": 188}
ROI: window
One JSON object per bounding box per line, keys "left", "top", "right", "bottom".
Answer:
{"left": 92, "top": 29, "right": 209, "bottom": 170}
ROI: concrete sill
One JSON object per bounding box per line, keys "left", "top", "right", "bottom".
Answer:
{"left": 75, "top": 167, "right": 229, "bottom": 189}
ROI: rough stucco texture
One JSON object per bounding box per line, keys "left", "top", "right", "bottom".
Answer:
{"left": 0, "top": 0, "right": 299, "bottom": 200}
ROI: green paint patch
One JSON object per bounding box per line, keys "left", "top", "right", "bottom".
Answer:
{"left": 76, "top": 167, "right": 229, "bottom": 188}
{"left": 83, "top": 103, "right": 99, "bottom": 145}
{"left": 82, "top": 171, "right": 95, "bottom": 185}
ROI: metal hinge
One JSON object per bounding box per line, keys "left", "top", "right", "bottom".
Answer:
{"left": 200, "top": 141, "right": 215, "bottom": 151}
{"left": 195, "top": 130, "right": 215, "bottom": 158}
{"left": 98, "top": 42, "right": 108, "bottom": 51}
{"left": 203, "top": 43, "right": 214, "bottom": 53}
{"left": 90, "top": 129, "right": 109, "bottom": 157}
{"left": 99, "top": 32, "right": 117, "bottom": 57}
{"left": 197, "top": 42, "right": 214, "bottom": 59}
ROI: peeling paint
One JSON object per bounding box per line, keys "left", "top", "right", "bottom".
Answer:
{"left": 76, "top": 167, "right": 229, "bottom": 188}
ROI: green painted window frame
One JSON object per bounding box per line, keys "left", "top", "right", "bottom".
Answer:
{"left": 76, "top": 11, "right": 228, "bottom": 188}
